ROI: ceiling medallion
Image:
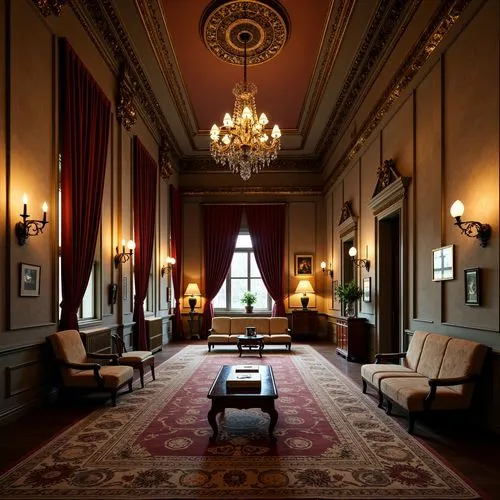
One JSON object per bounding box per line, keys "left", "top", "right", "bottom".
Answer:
{"left": 200, "top": 0, "right": 291, "bottom": 66}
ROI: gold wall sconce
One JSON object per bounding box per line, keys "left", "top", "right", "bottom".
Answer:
{"left": 114, "top": 239, "right": 136, "bottom": 268}
{"left": 349, "top": 246, "right": 370, "bottom": 272}
{"left": 320, "top": 261, "right": 334, "bottom": 279}
{"left": 15, "top": 193, "right": 48, "bottom": 246}
{"left": 161, "top": 256, "right": 176, "bottom": 277}
{"left": 450, "top": 200, "right": 491, "bottom": 247}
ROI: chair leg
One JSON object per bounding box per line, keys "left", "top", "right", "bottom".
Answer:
{"left": 150, "top": 363, "right": 155, "bottom": 381}
{"left": 386, "top": 400, "right": 392, "bottom": 415}
{"left": 362, "top": 379, "right": 367, "bottom": 393}
{"left": 128, "top": 380, "right": 133, "bottom": 392}
{"left": 111, "top": 390, "right": 117, "bottom": 407}
{"left": 139, "top": 367, "right": 145, "bottom": 388}
{"left": 378, "top": 390, "right": 384, "bottom": 408}
{"left": 408, "top": 413, "right": 416, "bottom": 434}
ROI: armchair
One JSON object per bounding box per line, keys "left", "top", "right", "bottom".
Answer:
{"left": 111, "top": 333, "right": 155, "bottom": 388}
{"left": 47, "top": 329, "right": 133, "bottom": 406}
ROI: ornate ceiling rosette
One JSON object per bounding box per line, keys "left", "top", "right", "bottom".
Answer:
{"left": 199, "top": 0, "right": 291, "bottom": 66}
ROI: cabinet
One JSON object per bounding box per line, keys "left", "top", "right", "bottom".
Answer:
{"left": 335, "top": 317, "right": 367, "bottom": 361}
{"left": 292, "top": 310, "right": 318, "bottom": 337}
{"left": 145, "top": 317, "right": 163, "bottom": 353}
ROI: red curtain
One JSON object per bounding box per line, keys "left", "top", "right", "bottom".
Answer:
{"left": 59, "top": 39, "right": 111, "bottom": 331}
{"left": 170, "top": 185, "right": 183, "bottom": 340}
{"left": 202, "top": 205, "right": 243, "bottom": 337}
{"left": 245, "top": 205, "right": 286, "bottom": 316}
{"left": 133, "top": 137, "right": 158, "bottom": 350}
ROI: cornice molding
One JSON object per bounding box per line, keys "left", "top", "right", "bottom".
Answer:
{"left": 337, "top": 201, "right": 358, "bottom": 239}
{"left": 181, "top": 186, "right": 322, "bottom": 197}
{"left": 32, "top": 0, "right": 68, "bottom": 17}
{"left": 317, "top": 0, "right": 421, "bottom": 161}
{"left": 324, "top": 0, "right": 472, "bottom": 190}
{"left": 71, "top": 0, "right": 180, "bottom": 159}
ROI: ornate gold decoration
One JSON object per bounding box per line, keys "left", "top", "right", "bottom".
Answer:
{"left": 200, "top": 0, "right": 290, "bottom": 66}
{"left": 116, "top": 66, "right": 137, "bottom": 131}
{"left": 338, "top": 200, "right": 358, "bottom": 239}
{"left": 159, "top": 139, "right": 174, "bottom": 181}
{"left": 32, "top": 0, "right": 67, "bottom": 17}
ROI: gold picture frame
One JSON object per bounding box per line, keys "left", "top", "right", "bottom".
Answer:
{"left": 295, "top": 254, "right": 313, "bottom": 277}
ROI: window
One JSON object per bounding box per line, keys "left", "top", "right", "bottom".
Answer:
{"left": 213, "top": 233, "right": 272, "bottom": 311}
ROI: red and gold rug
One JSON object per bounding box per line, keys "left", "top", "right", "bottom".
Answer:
{"left": 0, "top": 345, "right": 481, "bottom": 499}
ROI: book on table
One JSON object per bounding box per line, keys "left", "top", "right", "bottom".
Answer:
{"left": 226, "top": 366, "right": 261, "bottom": 388}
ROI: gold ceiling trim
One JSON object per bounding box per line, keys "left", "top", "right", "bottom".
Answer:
{"left": 181, "top": 186, "right": 322, "bottom": 197}
{"left": 317, "top": 0, "right": 421, "bottom": 160}
{"left": 199, "top": 0, "right": 290, "bottom": 66}
{"left": 324, "top": 0, "right": 472, "bottom": 189}
{"left": 32, "top": 0, "right": 68, "bottom": 17}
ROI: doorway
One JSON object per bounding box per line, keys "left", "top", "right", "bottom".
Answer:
{"left": 378, "top": 212, "right": 400, "bottom": 353}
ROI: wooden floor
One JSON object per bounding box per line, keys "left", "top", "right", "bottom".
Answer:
{"left": 1, "top": 339, "right": 499, "bottom": 499}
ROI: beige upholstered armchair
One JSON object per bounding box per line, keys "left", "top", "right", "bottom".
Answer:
{"left": 47, "top": 329, "right": 134, "bottom": 406}
{"left": 111, "top": 333, "right": 156, "bottom": 388}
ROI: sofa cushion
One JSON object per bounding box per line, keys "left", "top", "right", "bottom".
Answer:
{"left": 207, "top": 334, "right": 230, "bottom": 343}
{"left": 264, "top": 334, "right": 291, "bottom": 343}
{"left": 404, "top": 331, "right": 430, "bottom": 369}
{"left": 269, "top": 317, "right": 289, "bottom": 334}
{"left": 438, "top": 338, "right": 488, "bottom": 399}
{"left": 415, "top": 333, "right": 451, "bottom": 378}
{"left": 230, "top": 317, "right": 270, "bottom": 335}
{"left": 210, "top": 317, "right": 231, "bottom": 334}
{"left": 361, "top": 364, "right": 424, "bottom": 386}
{"left": 65, "top": 365, "right": 133, "bottom": 389}
{"left": 380, "top": 377, "right": 471, "bottom": 412}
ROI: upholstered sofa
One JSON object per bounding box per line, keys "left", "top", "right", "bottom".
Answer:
{"left": 207, "top": 316, "right": 292, "bottom": 351}
{"left": 361, "top": 331, "right": 488, "bottom": 433}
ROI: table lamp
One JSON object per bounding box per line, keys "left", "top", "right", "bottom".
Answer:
{"left": 295, "top": 280, "right": 314, "bottom": 310}
{"left": 184, "top": 283, "right": 201, "bottom": 312}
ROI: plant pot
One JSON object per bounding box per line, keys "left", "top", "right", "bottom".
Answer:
{"left": 245, "top": 305, "right": 254, "bottom": 314}
{"left": 345, "top": 302, "right": 356, "bottom": 318}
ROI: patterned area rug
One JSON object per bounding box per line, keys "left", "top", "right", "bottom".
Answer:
{"left": 0, "top": 345, "right": 481, "bottom": 499}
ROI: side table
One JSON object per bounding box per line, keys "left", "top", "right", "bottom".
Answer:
{"left": 237, "top": 335, "right": 265, "bottom": 358}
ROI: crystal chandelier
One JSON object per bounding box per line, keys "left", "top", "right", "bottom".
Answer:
{"left": 209, "top": 33, "right": 281, "bottom": 181}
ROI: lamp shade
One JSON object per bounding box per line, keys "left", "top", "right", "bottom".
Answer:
{"left": 184, "top": 283, "right": 201, "bottom": 296}
{"left": 295, "top": 280, "right": 314, "bottom": 294}
{"left": 450, "top": 199, "right": 465, "bottom": 218}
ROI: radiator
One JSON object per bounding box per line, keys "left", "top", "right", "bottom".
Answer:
{"left": 145, "top": 317, "right": 163, "bottom": 353}
{"left": 79, "top": 328, "right": 112, "bottom": 355}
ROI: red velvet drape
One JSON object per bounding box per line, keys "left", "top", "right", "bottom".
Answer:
{"left": 245, "top": 205, "right": 286, "bottom": 316}
{"left": 133, "top": 137, "right": 158, "bottom": 350}
{"left": 170, "top": 185, "right": 183, "bottom": 340}
{"left": 59, "top": 39, "right": 111, "bottom": 331}
{"left": 202, "top": 205, "right": 243, "bottom": 338}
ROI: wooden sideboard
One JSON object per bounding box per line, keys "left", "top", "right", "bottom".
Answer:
{"left": 145, "top": 317, "right": 163, "bottom": 353}
{"left": 335, "top": 317, "right": 367, "bottom": 362}
{"left": 292, "top": 309, "right": 318, "bottom": 337}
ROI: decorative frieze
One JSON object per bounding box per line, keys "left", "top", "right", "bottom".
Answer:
{"left": 32, "top": 0, "right": 67, "bottom": 17}
{"left": 116, "top": 67, "right": 137, "bottom": 131}
{"left": 159, "top": 139, "right": 174, "bottom": 181}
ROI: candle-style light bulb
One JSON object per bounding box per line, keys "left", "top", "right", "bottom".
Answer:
{"left": 122, "top": 239, "right": 126, "bottom": 253}
{"left": 22, "top": 193, "right": 28, "bottom": 217}
{"left": 42, "top": 202, "right": 48, "bottom": 223}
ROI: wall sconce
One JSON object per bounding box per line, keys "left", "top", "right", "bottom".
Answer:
{"left": 349, "top": 246, "right": 370, "bottom": 272}
{"left": 114, "top": 239, "right": 136, "bottom": 268}
{"left": 295, "top": 280, "right": 314, "bottom": 310}
{"left": 184, "top": 282, "right": 201, "bottom": 312}
{"left": 15, "top": 193, "right": 48, "bottom": 246}
{"left": 450, "top": 200, "right": 491, "bottom": 248}
{"left": 160, "top": 256, "right": 176, "bottom": 278}
{"left": 320, "top": 261, "right": 334, "bottom": 279}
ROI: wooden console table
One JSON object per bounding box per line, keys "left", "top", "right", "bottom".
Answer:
{"left": 335, "top": 317, "right": 367, "bottom": 362}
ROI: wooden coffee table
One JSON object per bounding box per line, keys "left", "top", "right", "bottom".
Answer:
{"left": 237, "top": 334, "right": 265, "bottom": 357}
{"left": 207, "top": 365, "right": 278, "bottom": 440}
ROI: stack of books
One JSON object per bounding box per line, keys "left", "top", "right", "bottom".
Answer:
{"left": 226, "top": 365, "right": 261, "bottom": 389}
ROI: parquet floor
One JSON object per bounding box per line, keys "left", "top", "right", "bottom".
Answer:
{"left": 1, "top": 339, "right": 499, "bottom": 499}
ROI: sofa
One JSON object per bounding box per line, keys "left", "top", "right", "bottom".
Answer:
{"left": 207, "top": 316, "right": 292, "bottom": 351}
{"left": 361, "top": 331, "right": 488, "bottom": 433}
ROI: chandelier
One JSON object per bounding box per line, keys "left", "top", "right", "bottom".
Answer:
{"left": 209, "top": 32, "right": 281, "bottom": 181}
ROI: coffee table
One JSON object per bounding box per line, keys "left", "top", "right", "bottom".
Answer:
{"left": 207, "top": 365, "right": 278, "bottom": 440}
{"left": 237, "top": 334, "right": 264, "bottom": 357}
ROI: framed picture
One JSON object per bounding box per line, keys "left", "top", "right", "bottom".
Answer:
{"left": 464, "top": 268, "right": 480, "bottom": 306}
{"left": 332, "top": 279, "right": 338, "bottom": 308}
{"left": 363, "top": 277, "right": 371, "bottom": 302}
{"left": 432, "top": 245, "right": 454, "bottom": 281}
{"left": 295, "top": 254, "right": 313, "bottom": 276}
{"left": 19, "top": 263, "right": 41, "bottom": 297}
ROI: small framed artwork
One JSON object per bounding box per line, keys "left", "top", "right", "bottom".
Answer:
{"left": 332, "top": 279, "right": 338, "bottom": 308}
{"left": 432, "top": 244, "right": 454, "bottom": 281}
{"left": 295, "top": 254, "right": 313, "bottom": 276}
{"left": 464, "top": 268, "right": 480, "bottom": 306}
{"left": 19, "top": 263, "right": 41, "bottom": 297}
{"left": 363, "top": 277, "right": 371, "bottom": 302}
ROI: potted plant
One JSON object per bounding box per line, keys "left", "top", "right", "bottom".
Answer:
{"left": 335, "top": 280, "right": 363, "bottom": 317}
{"left": 241, "top": 291, "right": 257, "bottom": 313}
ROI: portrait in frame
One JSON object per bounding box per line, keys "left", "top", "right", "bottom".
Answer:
{"left": 464, "top": 267, "right": 480, "bottom": 306}
{"left": 295, "top": 254, "right": 313, "bottom": 277}
{"left": 20, "top": 263, "right": 41, "bottom": 297}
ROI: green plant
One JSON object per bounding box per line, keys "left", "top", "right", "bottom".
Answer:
{"left": 241, "top": 290, "right": 257, "bottom": 306}
{"left": 335, "top": 280, "right": 363, "bottom": 303}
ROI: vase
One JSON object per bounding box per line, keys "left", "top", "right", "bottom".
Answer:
{"left": 345, "top": 302, "right": 356, "bottom": 318}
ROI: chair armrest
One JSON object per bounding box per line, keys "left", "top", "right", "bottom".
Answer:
{"left": 424, "top": 374, "right": 479, "bottom": 409}
{"left": 375, "top": 352, "right": 406, "bottom": 364}
{"left": 87, "top": 352, "right": 120, "bottom": 365}
{"left": 58, "top": 360, "right": 104, "bottom": 385}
